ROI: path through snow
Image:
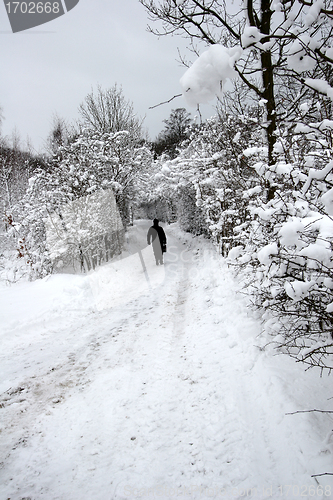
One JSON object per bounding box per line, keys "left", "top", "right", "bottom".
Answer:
{"left": 0, "top": 221, "right": 332, "bottom": 500}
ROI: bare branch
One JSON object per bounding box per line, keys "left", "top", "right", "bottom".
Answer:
{"left": 286, "top": 409, "right": 333, "bottom": 415}
{"left": 311, "top": 473, "right": 333, "bottom": 478}
{"left": 149, "top": 94, "right": 183, "bottom": 109}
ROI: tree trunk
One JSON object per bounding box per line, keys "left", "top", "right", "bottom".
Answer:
{"left": 260, "top": 0, "right": 276, "bottom": 167}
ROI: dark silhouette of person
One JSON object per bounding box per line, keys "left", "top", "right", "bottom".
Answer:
{"left": 147, "top": 219, "right": 167, "bottom": 265}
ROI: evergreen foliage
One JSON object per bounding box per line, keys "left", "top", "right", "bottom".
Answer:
{"left": 153, "top": 108, "right": 192, "bottom": 159}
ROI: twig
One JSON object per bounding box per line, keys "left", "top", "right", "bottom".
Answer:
{"left": 311, "top": 473, "right": 333, "bottom": 477}
{"left": 149, "top": 94, "right": 182, "bottom": 109}
{"left": 286, "top": 409, "right": 333, "bottom": 415}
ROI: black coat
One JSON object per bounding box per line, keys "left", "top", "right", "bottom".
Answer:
{"left": 147, "top": 225, "right": 167, "bottom": 253}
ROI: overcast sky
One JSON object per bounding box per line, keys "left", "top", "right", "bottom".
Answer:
{"left": 0, "top": 0, "right": 215, "bottom": 153}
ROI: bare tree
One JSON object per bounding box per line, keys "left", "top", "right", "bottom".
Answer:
{"left": 78, "top": 84, "right": 145, "bottom": 141}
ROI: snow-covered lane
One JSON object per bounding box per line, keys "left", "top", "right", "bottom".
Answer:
{"left": 0, "top": 221, "right": 332, "bottom": 500}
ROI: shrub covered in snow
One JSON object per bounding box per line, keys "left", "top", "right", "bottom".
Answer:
{"left": 1, "top": 128, "right": 152, "bottom": 280}
{"left": 228, "top": 116, "right": 333, "bottom": 371}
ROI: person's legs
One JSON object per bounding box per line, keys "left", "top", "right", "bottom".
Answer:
{"left": 153, "top": 243, "right": 163, "bottom": 265}
{"left": 153, "top": 249, "right": 159, "bottom": 265}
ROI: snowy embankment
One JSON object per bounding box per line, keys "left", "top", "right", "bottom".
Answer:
{"left": 0, "top": 221, "right": 332, "bottom": 500}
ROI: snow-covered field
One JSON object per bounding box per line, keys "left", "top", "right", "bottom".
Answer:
{"left": 0, "top": 221, "right": 332, "bottom": 500}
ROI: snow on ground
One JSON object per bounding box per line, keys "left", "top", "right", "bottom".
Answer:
{"left": 0, "top": 220, "right": 332, "bottom": 500}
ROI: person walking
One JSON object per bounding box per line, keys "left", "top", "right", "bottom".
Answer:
{"left": 147, "top": 219, "right": 167, "bottom": 265}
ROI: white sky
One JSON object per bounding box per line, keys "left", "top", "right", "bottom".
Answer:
{"left": 0, "top": 0, "right": 216, "bottom": 153}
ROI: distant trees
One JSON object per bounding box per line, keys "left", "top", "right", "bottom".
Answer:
{"left": 0, "top": 134, "right": 50, "bottom": 282}
{"left": 0, "top": 105, "right": 4, "bottom": 138}
{"left": 135, "top": 108, "right": 193, "bottom": 221}
{"left": 153, "top": 108, "right": 192, "bottom": 158}
{"left": 0, "top": 140, "right": 45, "bottom": 216}
{"left": 45, "top": 115, "right": 74, "bottom": 156}
{"left": 0, "top": 110, "right": 47, "bottom": 221}
{"left": 48, "top": 128, "right": 152, "bottom": 223}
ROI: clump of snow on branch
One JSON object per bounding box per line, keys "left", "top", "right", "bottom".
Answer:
{"left": 305, "top": 78, "right": 333, "bottom": 99}
{"left": 241, "top": 26, "right": 262, "bottom": 48}
{"left": 304, "top": 0, "right": 324, "bottom": 26}
{"left": 286, "top": 38, "right": 317, "bottom": 72}
{"left": 180, "top": 45, "right": 242, "bottom": 106}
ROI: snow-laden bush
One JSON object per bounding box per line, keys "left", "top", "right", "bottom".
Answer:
{"left": 51, "top": 129, "right": 152, "bottom": 225}
{"left": 1, "top": 200, "right": 52, "bottom": 282}
{"left": 228, "top": 117, "right": 333, "bottom": 371}
{"left": 45, "top": 189, "right": 124, "bottom": 272}
{"left": 1, "top": 129, "right": 152, "bottom": 279}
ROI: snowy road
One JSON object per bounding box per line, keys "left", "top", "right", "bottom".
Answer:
{"left": 0, "top": 221, "right": 332, "bottom": 500}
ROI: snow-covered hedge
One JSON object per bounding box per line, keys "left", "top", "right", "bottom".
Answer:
{"left": 228, "top": 119, "right": 333, "bottom": 371}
